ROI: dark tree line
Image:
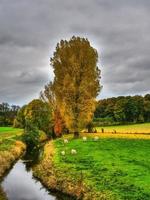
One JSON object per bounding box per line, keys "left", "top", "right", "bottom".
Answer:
{"left": 0, "top": 103, "right": 20, "bottom": 126}
{"left": 94, "top": 94, "right": 150, "bottom": 125}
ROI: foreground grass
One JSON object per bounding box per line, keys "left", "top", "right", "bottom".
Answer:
{"left": 50, "top": 135, "right": 150, "bottom": 199}
{"left": 96, "top": 122, "right": 150, "bottom": 134}
{"left": 0, "top": 127, "right": 25, "bottom": 179}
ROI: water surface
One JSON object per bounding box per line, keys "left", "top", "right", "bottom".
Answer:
{"left": 2, "top": 160, "right": 56, "bottom": 200}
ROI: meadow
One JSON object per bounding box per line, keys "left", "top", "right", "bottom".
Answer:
{"left": 53, "top": 134, "right": 150, "bottom": 199}
{"left": 0, "top": 127, "right": 23, "bottom": 151}
{"left": 96, "top": 122, "right": 150, "bottom": 134}
{"left": 1, "top": 124, "right": 150, "bottom": 199}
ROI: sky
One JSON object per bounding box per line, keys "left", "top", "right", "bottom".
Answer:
{"left": 0, "top": 0, "right": 150, "bottom": 105}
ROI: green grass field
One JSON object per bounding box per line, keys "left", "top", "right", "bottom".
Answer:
{"left": 0, "top": 127, "right": 23, "bottom": 151}
{"left": 54, "top": 136, "right": 150, "bottom": 199}
{"left": 96, "top": 123, "right": 150, "bottom": 134}
{"left": 0, "top": 127, "right": 23, "bottom": 137}
{"left": 0, "top": 127, "right": 20, "bottom": 132}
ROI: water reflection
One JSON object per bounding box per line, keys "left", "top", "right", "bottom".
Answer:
{"left": 2, "top": 160, "right": 56, "bottom": 200}
{"left": 23, "top": 145, "right": 44, "bottom": 170}
{"left": 1, "top": 147, "right": 74, "bottom": 200}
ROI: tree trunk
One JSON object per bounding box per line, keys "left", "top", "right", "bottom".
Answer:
{"left": 74, "top": 131, "right": 79, "bottom": 138}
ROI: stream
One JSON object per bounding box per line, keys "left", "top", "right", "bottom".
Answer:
{"left": 1, "top": 159, "right": 56, "bottom": 200}
{"left": 1, "top": 148, "right": 71, "bottom": 200}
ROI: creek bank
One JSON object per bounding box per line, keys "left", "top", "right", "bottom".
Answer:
{"left": 32, "top": 141, "right": 108, "bottom": 200}
{"left": 32, "top": 142, "right": 79, "bottom": 199}
{"left": 0, "top": 140, "right": 26, "bottom": 200}
{"left": 0, "top": 141, "right": 26, "bottom": 180}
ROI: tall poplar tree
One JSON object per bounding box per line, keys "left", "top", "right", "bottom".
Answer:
{"left": 50, "top": 36, "right": 101, "bottom": 137}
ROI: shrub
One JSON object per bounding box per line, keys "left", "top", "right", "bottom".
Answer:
{"left": 22, "top": 120, "right": 40, "bottom": 151}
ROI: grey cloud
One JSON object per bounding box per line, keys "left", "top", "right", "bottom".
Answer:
{"left": 0, "top": 0, "right": 150, "bottom": 105}
{"left": 16, "top": 71, "right": 48, "bottom": 85}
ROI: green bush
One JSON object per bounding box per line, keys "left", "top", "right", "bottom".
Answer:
{"left": 22, "top": 120, "right": 40, "bottom": 151}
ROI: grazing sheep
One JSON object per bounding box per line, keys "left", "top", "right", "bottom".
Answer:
{"left": 71, "top": 149, "right": 77, "bottom": 155}
{"left": 83, "top": 136, "right": 87, "bottom": 141}
{"left": 64, "top": 139, "right": 68, "bottom": 144}
{"left": 94, "top": 136, "right": 99, "bottom": 141}
{"left": 61, "top": 151, "right": 65, "bottom": 156}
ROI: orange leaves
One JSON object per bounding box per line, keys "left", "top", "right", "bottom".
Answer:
{"left": 54, "top": 109, "right": 64, "bottom": 137}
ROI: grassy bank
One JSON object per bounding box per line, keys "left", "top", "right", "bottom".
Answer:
{"left": 0, "top": 140, "right": 26, "bottom": 179}
{"left": 96, "top": 122, "right": 150, "bottom": 134}
{"left": 33, "top": 133, "right": 150, "bottom": 200}
{"left": 0, "top": 127, "right": 24, "bottom": 155}
{"left": 0, "top": 127, "right": 26, "bottom": 199}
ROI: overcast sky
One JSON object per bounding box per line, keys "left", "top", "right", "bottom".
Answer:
{"left": 0, "top": 0, "right": 150, "bottom": 105}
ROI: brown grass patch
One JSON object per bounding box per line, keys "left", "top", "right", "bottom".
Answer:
{"left": 0, "top": 141, "right": 26, "bottom": 179}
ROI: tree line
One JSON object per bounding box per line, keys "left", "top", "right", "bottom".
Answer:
{"left": 94, "top": 94, "right": 150, "bottom": 125}
{"left": 0, "top": 103, "right": 20, "bottom": 126}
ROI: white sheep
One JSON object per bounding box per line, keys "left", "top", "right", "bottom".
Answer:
{"left": 61, "top": 151, "right": 65, "bottom": 156}
{"left": 94, "top": 136, "right": 99, "bottom": 141}
{"left": 64, "top": 139, "right": 69, "bottom": 144}
{"left": 83, "top": 136, "right": 87, "bottom": 141}
{"left": 71, "top": 149, "right": 77, "bottom": 155}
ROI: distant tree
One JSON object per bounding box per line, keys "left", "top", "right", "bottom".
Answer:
{"left": 24, "top": 99, "right": 52, "bottom": 135}
{"left": 132, "top": 95, "right": 144, "bottom": 122}
{"left": 94, "top": 94, "right": 150, "bottom": 124}
{"left": 114, "top": 99, "right": 126, "bottom": 122}
{"left": 94, "top": 98, "right": 116, "bottom": 120}
{"left": 144, "top": 99, "right": 150, "bottom": 122}
{"left": 11, "top": 105, "right": 20, "bottom": 112}
{"left": 50, "top": 36, "right": 101, "bottom": 137}
{"left": 0, "top": 116, "right": 6, "bottom": 126}
{"left": 13, "top": 105, "right": 27, "bottom": 128}
{"left": 0, "top": 103, "right": 10, "bottom": 125}
{"left": 0, "top": 103, "right": 9, "bottom": 112}
{"left": 124, "top": 97, "right": 138, "bottom": 122}
{"left": 0, "top": 102, "right": 19, "bottom": 126}
{"left": 94, "top": 99, "right": 108, "bottom": 118}
{"left": 105, "top": 98, "right": 116, "bottom": 119}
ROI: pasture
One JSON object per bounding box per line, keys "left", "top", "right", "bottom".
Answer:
{"left": 96, "top": 122, "right": 150, "bottom": 134}
{"left": 0, "top": 127, "right": 23, "bottom": 151}
{"left": 53, "top": 134, "right": 150, "bottom": 199}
